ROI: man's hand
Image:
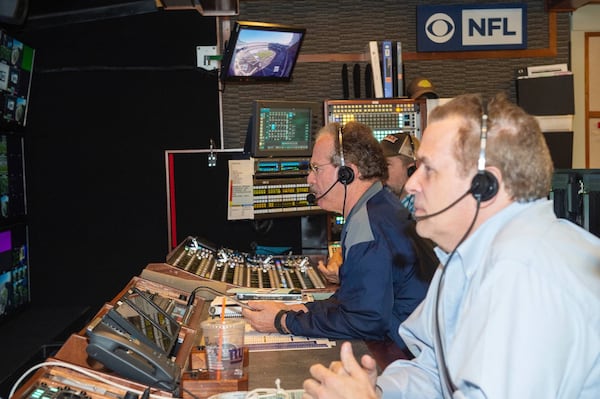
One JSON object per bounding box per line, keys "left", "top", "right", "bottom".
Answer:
{"left": 318, "top": 250, "right": 343, "bottom": 284}
{"left": 241, "top": 301, "right": 308, "bottom": 333}
{"left": 302, "top": 341, "right": 380, "bottom": 399}
{"left": 241, "top": 300, "right": 286, "bottom": 333}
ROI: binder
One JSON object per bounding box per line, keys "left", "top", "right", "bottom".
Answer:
{"left": 368, "top": 41, "right": 383, "bottom": 98}
{"left": 394, "top": 41, "right": 404, "bottom": 97}
{"left": 381, "top": 40, "right": 394, "bottom": 98}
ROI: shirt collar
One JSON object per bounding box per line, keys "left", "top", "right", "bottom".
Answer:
{"left": 343, "top": 181, "right": 383, "bottom": 224}
{"left": 434, "top": 200, "right": 543, "bottom": 277}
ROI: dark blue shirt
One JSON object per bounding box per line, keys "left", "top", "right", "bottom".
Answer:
{"left": 285, "top": 181, "right": 429, "bottom": 349}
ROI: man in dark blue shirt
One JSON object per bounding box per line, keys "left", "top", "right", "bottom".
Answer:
{"left": 242, "top": 121, "right": 435, "bottom": 352}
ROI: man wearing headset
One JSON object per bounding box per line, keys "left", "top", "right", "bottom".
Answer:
{"left": 318, "top": 132, "right": 421, "bottom": 284}
{"left": 380, "top": 132, "right": 420, "bottom": 213}
{"left": 243, "top": 121, "right": 436, "bottom": 356}
{"left": 302, "top": 93, "right": 600, "bottom": 399}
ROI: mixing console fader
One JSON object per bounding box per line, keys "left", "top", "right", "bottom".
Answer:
{"left": 166, "top": 236, "right": 327, "bottom": 290}
{"left": 325, "top": 98, "right": 427, "bottom": 141}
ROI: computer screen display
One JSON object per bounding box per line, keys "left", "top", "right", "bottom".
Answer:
{"left": 0, "top": 134, "right": 26, "bottom": 220}
{"left": 247, "top": 100, "right": 320, "bottom": 158}
{"left": 220, "top": 21, "right": 306, "bottom": 83}
{"left": 0, "top": 223, "right": 29, "bottom": 323}
{"left": 0, "top": 30, "right": 34, "bottom": 129}
{"left": 106, "top": 287, "right": 181, "bottom": 355}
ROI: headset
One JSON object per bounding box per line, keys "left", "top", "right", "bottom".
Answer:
{"left": 337, "top": 126, "right": 355, "bottom": 185}
{"left": 406, "top": 134, "right": 417, "bottom": 177}
{"left": 469, "top": 106, "right": 499, "bottom": 202}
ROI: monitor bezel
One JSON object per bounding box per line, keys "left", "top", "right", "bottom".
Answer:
{"left": 220, "top": 20, "right": 306, "bottom": 83}
{"left": 248, "top": 99, "right": 320, "bottom": 158}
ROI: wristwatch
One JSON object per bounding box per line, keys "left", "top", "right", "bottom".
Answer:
{"left": 274, "top": 309, "right": 289, "bottom": 334}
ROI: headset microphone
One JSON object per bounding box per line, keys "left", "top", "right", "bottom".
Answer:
{"left": 413, "top": 189, "right": 471, "bottom": 221}
{"left": 306, "top": 180, "right": 338, "bottom": 205}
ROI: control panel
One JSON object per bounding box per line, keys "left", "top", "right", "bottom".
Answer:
{"left": 325, "top": 98, "right": 427, "bottom": 141}
{"left": 166, "top": 236, "right": 327, "bottom": 290}
{"left": 252, "top": 157, "right": 322, "bottom": 218}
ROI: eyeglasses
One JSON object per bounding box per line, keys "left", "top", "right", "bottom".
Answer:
{"left": 308, "top": 162, "right": 333, "bottom": 174}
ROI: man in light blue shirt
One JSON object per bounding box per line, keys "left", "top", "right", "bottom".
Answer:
{"left": 303, "top": 93, "right": 600, "bottom": 399}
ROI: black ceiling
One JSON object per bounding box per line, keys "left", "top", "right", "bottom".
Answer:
{"left": 9, "top": 0, "right": 160, "bottom": 31}
{"left": 27, "top": 0, "right": 154, "bottom": 17}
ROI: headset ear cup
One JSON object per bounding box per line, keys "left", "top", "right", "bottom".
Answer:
{"left": 470, "top": 171, "right": 498, "bottom": 202}
{"left": 338, "top": 166, "right": 355, "bottom": 185}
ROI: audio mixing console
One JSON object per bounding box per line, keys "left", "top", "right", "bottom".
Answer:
{"left": 166, "top": 237, "right": 327, "bottom": 290}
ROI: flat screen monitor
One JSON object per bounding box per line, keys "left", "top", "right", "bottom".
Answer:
{"left": 0, "top": 30, "right": 35, "bottom": 129}
{"left": 0, "top": 134, "right": 26, "bottom": 221}
{"left": 105, "top": 287, "right": 181, "bottom": 356}
{"left": 0, "top": 223, "right": 29, "bottom": 323}
{"left": 220, "top": 21, "right": 306, "bottom": 83}
{"left": 246, "top": 100, "right": 320, "bottom": 158}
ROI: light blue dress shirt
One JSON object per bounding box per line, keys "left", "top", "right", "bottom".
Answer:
{"left": 401, "top": 193, "right": 415, "bottom": 214}
{"left": 377, "top": 199, "right": 600, "bottom": 399}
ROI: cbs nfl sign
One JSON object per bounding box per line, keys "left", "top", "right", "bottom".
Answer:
{"left": 417, "top": 4, "right": 527, "bottom": 52}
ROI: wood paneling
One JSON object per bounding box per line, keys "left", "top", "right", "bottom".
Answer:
{"left": 546, "top": 0, "right": 600, "bottom": 11}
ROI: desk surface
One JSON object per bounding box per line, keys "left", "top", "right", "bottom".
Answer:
{"left": 194, "top": 299, "right": 374, "bottom": 392}
{"left": 246, "top": 340, "right": 371, "bottom": 390}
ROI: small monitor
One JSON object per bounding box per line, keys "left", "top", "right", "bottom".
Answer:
{"left": 105, "top": 287, "right": 181, "bottom": 356}
{"left": 247, "top": 100, "right": 320, "bottom": 158}
{"left": 0, "top": 30, "right": 35, "bottom": 130}
{"left": 220, "top": 21, "right": 306, "bottom": 83}
{"left": 0, "top": 223, "right": 29, "bottom": 324}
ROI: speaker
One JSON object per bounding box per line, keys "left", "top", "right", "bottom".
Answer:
{"left": 0, "top": 0, "right": 29, "bottom": 25}
{"left": 337, "top": 127, "right": 354, "bottom": 185}
{"left": 470, "top": 111, "right": 499, "bottom": 202}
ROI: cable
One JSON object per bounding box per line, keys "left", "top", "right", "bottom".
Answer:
{"left": 187, "top": 285, "right": 257, "bottom": 311}
{"left": 341, "top": 183, "right": 348, "bottom": 220}
{"left": 244, "top": 378, "right": 292, "bottom": 399}
{"left": 433, "top": 198, "right": 482, "bottom": 396}
{"left": 9, "top": 361, "right": 175, "bottom": 399}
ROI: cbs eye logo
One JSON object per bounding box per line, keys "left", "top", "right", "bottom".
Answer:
{"left": 425, "top": 13, "right": 455, "bottom": 44}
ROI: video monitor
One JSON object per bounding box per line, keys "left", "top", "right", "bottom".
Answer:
{"left": 105, "top": 287, "right": 181, "bottom": 356}
{"left": 220, "top": 21, "right": 306, "bottom": 83}
{"left": 246, "top": 100, "right": 320, "bottom": 158}
{"left": 0, "top": 223, "right": 29, "bottom": 323}
{"left": 0, "top": 30, "right": 35, "bottom": 129}
{"left": 0, "top": 134, "right": 26, "bottom": 220}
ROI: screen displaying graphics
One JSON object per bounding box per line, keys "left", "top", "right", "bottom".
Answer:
{"left": 105, "top": 287, "right": 181, "bottom": 356}
{"left": 0, "top": 30, "right": 35, "bottom": 129}
{"left": 247, "top": 100, "right": 320, "bottom": 158}
{"left": 0, "top": 223, "right": 29, "bottom": 322}
{"left": 0, "top": 134, "right": 26, "bottom": 220}
{"left": 220, "top": 21, "right": 305, "bottom": 82}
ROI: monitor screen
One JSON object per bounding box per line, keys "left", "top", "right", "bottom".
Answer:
{"left": 247, "top": 100, "right": 320, "bottom": 158}
{"left": 0, "top": 223, "right": 29, "bottom": 323}
{"left": 220, "top": 21, "right": 306, "bottom": 83}
{"left": 105, "top": 287, "right": 181, "bottom": 355}
{"left": 0, "top": 30, "right": 35, "bottom": 129}
{"left": 0, "top": 134, "right": 26, "bottom": 220}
